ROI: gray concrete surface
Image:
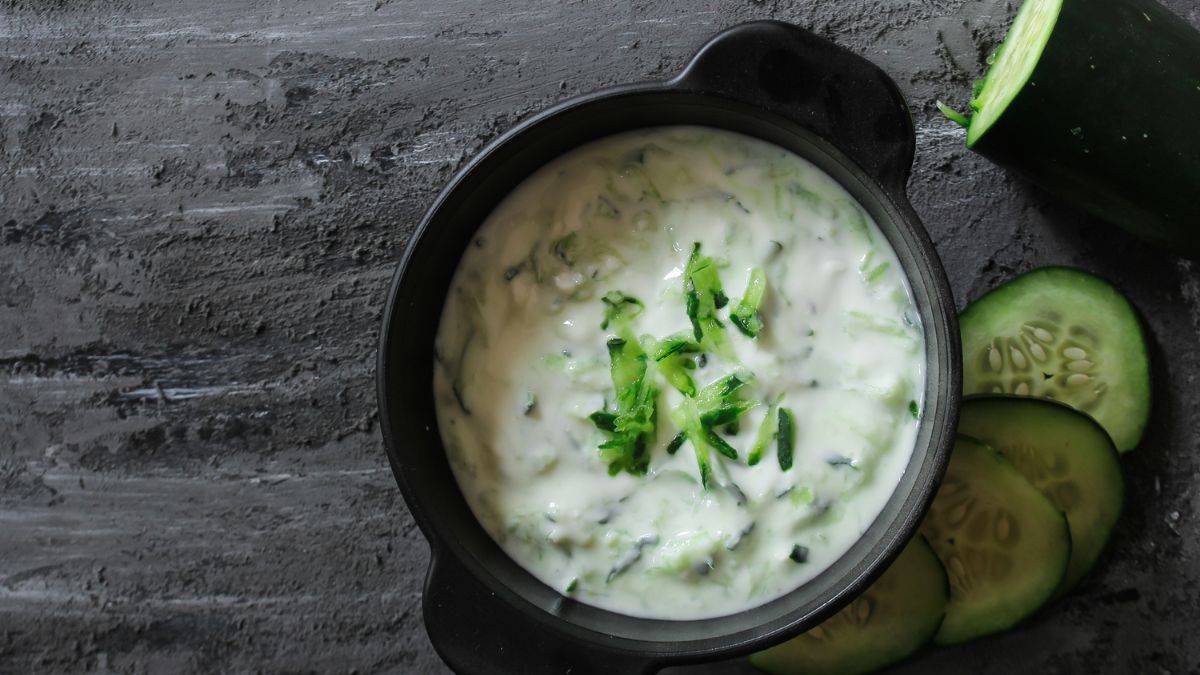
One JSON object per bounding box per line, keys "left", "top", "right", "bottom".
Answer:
{"left": 2, "top": 0, "right": 1198, "bottom": 672}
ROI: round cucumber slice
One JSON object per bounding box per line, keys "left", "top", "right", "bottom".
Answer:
{"left": 920, "top": 436, "right": 1070, "bottom": 645}
{"left": 958, "top": 395, "right": 1123, "bottom": 594}
{"left": 960, "top": 267, "right": 1150, "bottom": 452}
{"left": 750, "top": 537, "right": 947, "bottom": 675}
{"left": 965, "top": 0, "right": 1062, "bottom": 147}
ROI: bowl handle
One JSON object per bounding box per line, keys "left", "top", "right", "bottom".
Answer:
{"left": 423, "top": 550, "right": 662, "bottom": 675}
{"left": 672, "top": 20, "right": 915, "bottom": 196}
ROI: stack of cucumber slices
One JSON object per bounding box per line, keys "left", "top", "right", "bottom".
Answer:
{"left": 753, "top": 267, "right": 1148, "bottom": 675}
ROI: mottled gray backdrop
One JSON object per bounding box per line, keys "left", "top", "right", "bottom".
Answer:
{"left": 2, "top": 0, "right": 1198, "bottom": 672}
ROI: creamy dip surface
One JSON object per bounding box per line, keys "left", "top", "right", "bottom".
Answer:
{"left": 433, "top": 126, "right": 924, "bottom": 620}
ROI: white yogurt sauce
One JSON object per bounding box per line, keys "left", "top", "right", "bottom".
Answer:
{"left": 433, "top": 126, "right": 924, "bottom": 620}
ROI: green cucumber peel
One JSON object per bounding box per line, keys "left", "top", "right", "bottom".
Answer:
{"left": 672, "top": 399, "right": 714, "bottom": 488}
{"left": 702, "top": 425, "right": 739, "bottom": 461}
{"left": 777, "top": 407, "right": 796, "bottom": 471}
{"left": 589, "top": 411, "right": 617, "bottom": 432}
{"left": 665, "top": 431, "right": 686, "bottom": 455}
{"left": 700, "top": 399, "right": 757, "bottom": 427}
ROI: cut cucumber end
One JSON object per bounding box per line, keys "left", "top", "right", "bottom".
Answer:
{"left": 960, "top": 267, "right": 1151, "bottom": 452}
{"left": 750, "top": 537, "right": 947, "bottom": 675}
{"left": 921, "top": 436, "right": 1070, "bottom": 646}
{"left": 966, "top": 0, "right": 1063, "bottom": 147}
{"left": 958, "top": 396, "right": 1124, "bottom": 593}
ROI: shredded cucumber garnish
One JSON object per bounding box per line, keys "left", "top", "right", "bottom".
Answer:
{"left": 600, "top": 291, "right": 643, "bottom": 330}
{"left": 658, "top": 355, "right": 698, "bottom": 397}
{"left": 589, "top": 411, "right": 617, "bottom": 432}
{"left": 652, "top": 332, "right": 701, "bottom": 361}
{"left": 643, "top": 334, "right": 699, "bottom": 397}
{"left": 777, "top": 407, "right": 796, "bottom": 471}
{"left": 591, "top": 337, "right": 657, "bottom": 476}
{"left": 665, "top": 431, "right": 686, "bottom": 455}
{"left": 703, "top": 425, "right": 740, "bottom": 461}
{"left": 730, "top": 267, "right": 768, "bottom": 338}
{"left": 672, "top": 399, "right": 715, "bottom": 487}
{"left": 646, "top": 337, "right": 697, "bottom": 397}
{"left": 683, "top": 242, "right": 735, "bottom": 359}
{"left": 700, "top": 399, "right": 757, "bottom": 427}
{"left": 846, "top": 310, "right": 913, "bottom": 339}
{"left": 668, "top": 371, "right": 760, "bottom": 486}
{"left": 747, "top": 396, "right": 782, "bottom": 466}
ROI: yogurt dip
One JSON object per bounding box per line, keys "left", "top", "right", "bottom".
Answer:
{"left": 433, "top": 126, "right": 924, "bottom": 620}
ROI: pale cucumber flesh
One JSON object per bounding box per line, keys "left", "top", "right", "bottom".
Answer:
{"left": 921, "top": 436, "right": 1070, "bottom": 645}
{"left": 750, "top": 537, "right": 947, "bottom": 675}
{"left": 958, "top": 396, "right": 1123, "bottom": 594}
{"left": 960, "top": 267, "right": 1150, "bottom": 452}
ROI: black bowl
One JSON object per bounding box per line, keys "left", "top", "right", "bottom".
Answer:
{"left": 378, "top": 20, "right": 960, "bottom": 675}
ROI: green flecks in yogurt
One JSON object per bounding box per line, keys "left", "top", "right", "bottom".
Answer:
{"left": 599, "top": 290, "right": 643, "bottom": 331}
{"left": 789, "top": 544, "right": 810, "bottom": 564}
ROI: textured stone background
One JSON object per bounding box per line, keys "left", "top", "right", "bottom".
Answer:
{"left": 2, "top": 0, "right": 1198, "bottom": 672}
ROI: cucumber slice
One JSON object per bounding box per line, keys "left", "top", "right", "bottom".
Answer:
{"left": 920, "top": 436, "right": 1070, "bottom": 645}
{"left": 750, "top": 537, "right": 947, "bottom": 675}
{"left": 960, "top": 267, "right": 1150, "bottom": 452}
{"left": 958, "top": 396, "right": 1123, "bottom": 593}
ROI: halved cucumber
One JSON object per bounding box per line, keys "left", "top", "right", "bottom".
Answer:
{"left": 750, "top": 536, "right": 948, "bottom": 675}
{"left": 960, "top": 267, "right": 1150, "bottom": 452}
{"left": 942, "top": 0, "right": 1200, "bottom": 258}
{"left": 920, "top": 436, "right": 1070, "bottom": 645}
{"left": 958, "top": 396, "right": 1123, "bottom": 593}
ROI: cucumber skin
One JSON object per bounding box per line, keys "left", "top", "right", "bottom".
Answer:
{"left": 968, "top": 0, "right": 1200, "bottom": 258}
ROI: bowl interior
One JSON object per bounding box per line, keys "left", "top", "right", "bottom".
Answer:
{"left": 379, "top": 89, "right": 958, "bottom": 655}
